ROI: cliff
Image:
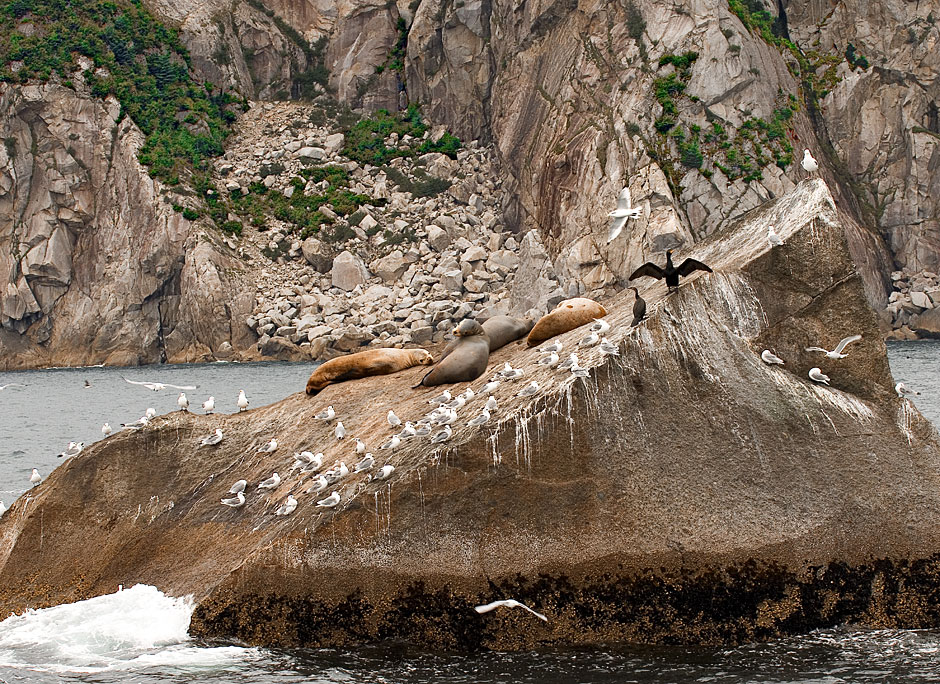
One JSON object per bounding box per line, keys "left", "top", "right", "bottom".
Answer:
{"left": 0, "top": 84, "right": 257, "bottom": 368}
{"left": 2, "top": 180, "right": 940, "bottom": 649}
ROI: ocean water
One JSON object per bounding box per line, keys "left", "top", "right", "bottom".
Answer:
{"left": 0, "top": 342, "right": 937, "bottom": 683}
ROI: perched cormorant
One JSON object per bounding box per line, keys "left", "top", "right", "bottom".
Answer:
{"left": 629, "top": 287, "right": 646, "bottom": 326}
{"left": 629, "top": 249, "right": 712, "bottom": 290}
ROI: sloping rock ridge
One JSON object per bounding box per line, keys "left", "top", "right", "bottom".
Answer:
{"left": 0, "top": 84, "right": 256, "bottom": 368}
{"left": 2, "top": 180, "right": 940, "bottom": 650}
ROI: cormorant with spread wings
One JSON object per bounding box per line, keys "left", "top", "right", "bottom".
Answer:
{"left": 629, "top": 249, "right": 712, "bottom": 289}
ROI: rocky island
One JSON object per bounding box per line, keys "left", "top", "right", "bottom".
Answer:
{"left": 3, "top": 179, "right": 940, "bottom": 650}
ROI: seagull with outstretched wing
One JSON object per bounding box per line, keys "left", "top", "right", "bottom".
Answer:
{"left": 122, "top": 376, "right": 196, "bottom": 391}
{"left": 805, "top": 334, "right": 862, "bottom": 360}
{"left": 607, "top": 186, "right": 642, "bottom": 243}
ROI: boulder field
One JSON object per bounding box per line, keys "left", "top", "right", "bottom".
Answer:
{"left": 2, "top": 180, "right": 939, "bottom": 650}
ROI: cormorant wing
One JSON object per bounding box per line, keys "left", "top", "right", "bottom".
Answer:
{"left": 676, "top": 258, "right": 713, "bottom": 277}
{"left": 833, "top": 334, "right": 862, "bottom": 353}
{"left": 629, "top": 263, "right": 666, "bottom": 281}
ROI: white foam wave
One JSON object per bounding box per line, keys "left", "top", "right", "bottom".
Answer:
{"left": 0, "top": 584, "right": 253, "bottom": 674}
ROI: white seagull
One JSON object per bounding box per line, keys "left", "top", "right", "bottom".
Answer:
{"left": 317, "top": 492, "right": 341, "bottom": 508}
{"left": 229, "top": 479, "right": 247, "bottom": 494}
{"left": 579, "top": 331, "right": 600, "bottom": 347}
{"left": 808, "top": 367, "right": 830, "bottom": 385}
{"left": 202, "top": 396, "right": 215, "bottom": 414}
{"left": 0, "top": 383, "right": 25, "bottom": 390}
{"left": 484, "top": 396, "right": 498, "bottom": 412}
{"left": 380, "top": 435, "right": 401, "bottom": 450}
{"left": 387, "top": 410, "right": 402, "bottom": 427}
{"left": 590, "top": 319, "right": 611, "bottom": 334}
{"left": 257, "top": 472, "right": 281, "bottom": 490}
{"left": 607, "top": 186, "right": 642, "bottom": 243}
{"left": 257, "top": 438, "right": 278, "bottom": 453}
{"left": 354, "top": 438, "right": 367, "bottom": 454}
{"left": 121, "top": 416, "right": 150, "bottom": 429}
{"left": 372, "top": 464, "right": 395, "bottom": 481}
{"left": 806, "top": 335, "right": 862, "bottom": 360}
{"left": 354, "top": 454, "right": 375, "bottom": 472}
{"left": 539, "top": 341, "right": 563, "bottom": 354}
{"left": 177, "top": 392, "right": 189, "bottom": 411}
{"left": 474, "top": 599, "right": 548, "bottom": 622}
{"left": 599, "top": 338, "right": 619, "bottom": 356}
{"left": 306, "top": 475, "right": 329, "bottom": 494}
{"left": 0, "top": 501, "right": 6, "bottom": 516}
{"left": 430, "top": 426, "right": 453, "bottom": 444}
{"left": 414, "top": 422, "right": 432, "bottom": 437}
{"left": 146, "top": 408, "right": 157, "bottom": 419}
{"left": 221, "top": 491, "right": 245, "bottom": 508}
{"left": 57, "top": 441, "right": 83, "bottom": 458}
{"left": 335, "top": 421, "right": 346, "bottom": 440}
{"left": 199, "top": 429, "right": 224, "bottom": 446}
{"left": 237, "top": 390, "right": 249, "bottom": 412}
{"left": 516, "top": 381, "right": 540, "bottom": 398}
{"left": 768, "top": 225, "right": 783, "bottom": 247}
{"left": 480, "top": 380, "right": 500, "bottom": 394}
{"left": 101, "top": 423, "right": 113, "bottom": 437}
{"left": 315, "top": 405, "right": 336, "bottom": 421}
{"left": 398, "top": 422, "right": 417, "bottom": 439}
{"left": 428, "top": 390, "right": 452, "bottom": 406}
{"left": 302, "top": 452, "right": 325, "bottom": 472}
{"left": 467, "top": 409, "right": 490, "bottom": 427}
{"left": 801, "top": 149, "right": 819, "bottom": 173}
{"left": 537, "top": 352, "right": 560, "bottom": 367}
{"left": 123, "top": 377, "right": 196, "bottom": 392}
{"left": 896, "top": 382, "right": 920, "bottom": 398}
{"left": 30, "top": 468, "right": 41, "bottom": 486}
{"left": 275, "top": 495, "right": 298, "bottom": 516}
{"left": 558, "top": 353, "right": 579, "bottom": 370}
{"left": 761, "top": 350, "right": 785, "bottom": 365}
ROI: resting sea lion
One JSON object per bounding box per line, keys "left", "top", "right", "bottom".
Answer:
{"left": 417, "top": 319, "right": 490, "bottom": 387}
{"left": 306, "top": 348, "right": 434, "bottom": 395}
{"left": 482, "top": 315, "right": 534, "bottom": 352}
{"left": 527, "top": 297, "right": 608, "bottom": 347}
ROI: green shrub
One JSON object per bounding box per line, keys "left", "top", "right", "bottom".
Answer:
{"left": 221, "top": 220, "right": 243, "bottom": 235}
{"left": 182, "top": 207, "right": 200, "bottom": 220}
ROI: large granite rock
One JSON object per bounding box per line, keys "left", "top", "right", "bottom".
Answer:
{"left": 2, "top": 181, "right": 940, "bottom": 650}
{"left": 0, "top": 84, "right": 255, "bottom": 369}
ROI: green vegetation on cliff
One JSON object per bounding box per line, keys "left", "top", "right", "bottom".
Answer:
{"left": 342, "top": 105, "right": 461, "bottom": 166}
{"left": 0, "top": 0, "right": 239, "bottom": 184}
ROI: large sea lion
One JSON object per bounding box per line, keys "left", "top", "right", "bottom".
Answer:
{"left": 306, "top": 348, "right": 434, "bottom": 395}
{"left": 482, "top": 315, "right": 534, "bottom": 352}
{"left": 527, "top": 297, "right": 608, "bottom": 347}
{"left": 417, "top": 319, "right": 490, "bottom": 387}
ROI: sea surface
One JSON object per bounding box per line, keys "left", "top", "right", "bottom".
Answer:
{"left": 0, "top": 341, "right": 937, "bottom": 683}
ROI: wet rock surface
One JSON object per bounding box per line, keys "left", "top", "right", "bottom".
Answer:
{"left": 2, "top": 181, "right": 939, "bottom": 650}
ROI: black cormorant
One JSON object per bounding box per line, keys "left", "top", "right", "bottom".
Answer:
{"left": 629, "top": 249, "right": 712, "bottom": 289}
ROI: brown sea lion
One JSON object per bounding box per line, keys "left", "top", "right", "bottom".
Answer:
{"left": 306, "top": 348, "right": 434, "bottom": 395}
{"left": 417, "top": 319, "right": 490, "bottom": 387}
{"left": 527, "top": 297, "right": 608, "bottom": 347}
{"left": 482, "top": 315, "right": 534, "bottom": 352}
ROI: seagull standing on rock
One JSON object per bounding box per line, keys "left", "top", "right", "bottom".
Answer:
{"left": 768, "top": 225, "right": 783, "bottom": 247}
{"left": 428, "top": 390, "right": 451, "bottom": 406}
{"left": 221, "top": 491, "right": 245, "bottom": 508}
{"left": 761, "top": 350, "right": 785, "bottom": 365}
{"left": 335, "top": 421, "right": 346, "bottom": 440}
{"left": 258, "top": 472, "right": 281, "bottom": 490}
{"left": 177, "top": 392, "right": 189, "bottom": 411}
{"left": 896, "top": 382, "right": 920, "bottom": 398}
{"left": 809, "top": 367, "right": 831, "bottom": 385}
{"left": 257, "top": 438, "right": 278, "bottom": 453}
{"left": 315, "top": 405, "right": 335, "bottom": 421}
{"left": 372, "top": 464, "right": 395, "bottom": 481}
{"left": 317, "top": 492, "right": 341, "bottom": 508}
{"left": 538, "top": 352, "right": 560, "bottom": 367}
{"left": 202, "top": 396, "right": 215, "bottom": 414}
{"left": 387, "top": 410, "right": 402, "bottom": 428}
{"left": 101, "top": 423, "right": 112, "bottom": 437}
{"left": 802, "top": 149, "right": 819, "bottom": 174}
{"left": 57, "top": 442, "right": 83, "bottom": 458}
{"left": 355, "top": 454, "right": 375, "bottom": 472}
{"left": 199, "top": 429, "right": 224, "bottom": 446}
{"left": 516, "top": 381, "right": 540, "bottom": 398}
{"left": 237, "top": 390, "right": 249, "bottom": 412}
{"left": 354, "top": 438, "right": 367, "bottom": 454}
{"left": 30, "top": 468, "right": 41, "bottom": 487}
{"left": 484, "top": 396, "right": 498, "bottom": 412}
{"left": 275, "top": 495, "right": 298, "bottom": 516}
{"left": 306, "top": 475, "right": 329, "bottom": 494}
{"left": 467, "top": 409, "right": 490, "bottom": 427}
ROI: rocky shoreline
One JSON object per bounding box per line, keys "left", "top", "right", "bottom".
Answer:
{"left": 883, "top": 269, "right": 940, "bottom": 341}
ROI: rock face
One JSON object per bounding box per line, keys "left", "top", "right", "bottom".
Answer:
{"left": 2, "top": 180, "right": 940, "bottom": 649}
{"left": 0, "top": 84, "right": 255, "bottom": 368}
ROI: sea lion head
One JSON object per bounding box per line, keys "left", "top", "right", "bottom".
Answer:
{"left": 452, "top": 319, "right": 485, "bottom": 337}
{"left": 415, "top": 349, "right": 434, "bottom": 365}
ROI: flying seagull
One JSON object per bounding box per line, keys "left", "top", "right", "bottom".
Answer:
{"left": 474, "top": 599, "right": 548, "bottom": 622}
{"left": 629, "top": 249, "right": 713, "bottom": 290}
{"left": 607, "top": 186, "right": 642, "bottom": 243}
{"left": 806, "top": 335, "right": 861, "bottom": 359}
{"left": 122, "top": 377, "right": 196, "bottom": 391}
